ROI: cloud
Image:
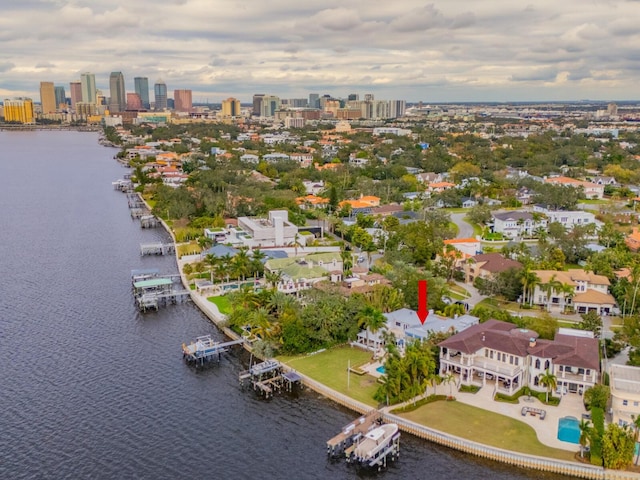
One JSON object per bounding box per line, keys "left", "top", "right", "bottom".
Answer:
{"left": 0, "top": 0, "right": 638, "bottom": 102}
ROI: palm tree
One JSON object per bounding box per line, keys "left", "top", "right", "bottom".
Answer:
{"left": 578, "top": 418, "right": 592, "bottom": 458}
{"left": 289, "top": 233, "right": 304, "bottom": 256}
{"left": 520, "top": 267, "right": 540, "bottom": 306}
{"left": 443, "top": 372, "right": 456, "bottom": 398}
{"left": 340, "top": 247, "right": 353, "bottom": 277}
{"left": 232, "top": 247, "right": 251, "bottom": 282}
{"left": 250, "top": 248, "right": 267, "bottom": 277}
{"left": 356, "top": 305, "right": 386, "bottom": 351}
{"left": 539, "top": 369, "right": 557, "bottom": 404}
{"left": 204, "top": 253, "right": 219, "bottom": 283}
{"left": 264, "top": 270, "right": 282, "bottom": 290}
{"left": 559, "top": 282, "right": 575, "bottom": 313}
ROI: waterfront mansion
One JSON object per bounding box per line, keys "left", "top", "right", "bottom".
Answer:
{"left": 439, "top": 320, "right": 599, "bottom": 398}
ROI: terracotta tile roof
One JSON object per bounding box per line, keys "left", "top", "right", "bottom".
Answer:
{"left": 470, "top": 253, "right": 522, "bottom": 273}
{"left": 533, "top": 269, "right": 610, "bottom": 286}
{"left": 573, "top": 290, "right": 616, "bottom": 305}
{"left": 444, "top": 238, "right": 480, "bottom": 244}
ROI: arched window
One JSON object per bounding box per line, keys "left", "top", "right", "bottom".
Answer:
{"left": 535, "top": 359, "right": 541, "bottom": 369}
{"left": 534, "top": 376, "right": 539, "bottom": 386}
{"left": 544, "top": 360, "right": 550, "bottom": 370}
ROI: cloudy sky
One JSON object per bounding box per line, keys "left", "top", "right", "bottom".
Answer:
{"left": 1, "top": 0, "right": 639, "bottom": 103}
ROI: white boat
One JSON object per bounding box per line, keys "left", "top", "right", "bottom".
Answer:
{"left": 352, "top": 424, "right": 399, "bottom": 464}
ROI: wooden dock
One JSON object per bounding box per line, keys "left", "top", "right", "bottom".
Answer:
{"left": 238, "top": 360, "right": 302, "bottom": 399}
{"left": 132, "top": 276, "right": 189, "bottom": 311}
{"left": 327, "top": 410, "right": 383, "bottom": 457}
{"left": 140, "top": 215, "right": 160, "bottom": 228}
{"left": 182, "top": 336, "right": 245, "bottom": 366}
{"left": 140, "top": 242, "right": 175, "bottom": 256}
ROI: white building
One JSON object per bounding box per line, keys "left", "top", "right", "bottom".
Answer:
{"left": 228, "top": 210, "right": 300, "bottom": 249}
{"left": 533, "top": 206, "right": 598, "bottom": 230}
{"left": 491, "top": 211, "right": 547, "bottom": 238}
{"left": 610, "top": 364, "right": 640, "bottom": 426}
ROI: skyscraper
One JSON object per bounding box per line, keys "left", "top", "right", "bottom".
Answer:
{"left": 173, "top": 89, "right": 192, "bottom": 112}
{"left": 134, "top": 77, "right": 150, "bottom": 109}
{"left": 126, "top": 93, "right": 142, "bottom": 111}
{"left": 260, "top": 95, "right": 280, "bottom": 117}
{"left": 154, "top": 80, "right": 167, "bottom": 111}
{"left": 348, "top": 93, "right": 359, "bottom": 101}
{"left": 108, "top": 71, "right": 126, "bottom": 113}
{"left": 221, "top": 97, "right": 241, "bottom": 117}
{"left": 252, "top": 94, "right": 265, "bottom": 116}
{"left": 3, "top": 98, "right": 34, "bottom": 123}
{"left": 308, "top": 93, "right": 319, "bottom": 109}
{"left": 80, "top": 72, "right": 96, "bottom": 104}
{"left": 388, "top": 100, "right": 406, "bottom": 118}
{"left": 39, "top": 82, "right": 56, "bottom": 114}
{"left": 69, "top": 82, "right": 82, "bottom": 109}
{"left": 54, "top": 86, "right": 66, "bottom": 109}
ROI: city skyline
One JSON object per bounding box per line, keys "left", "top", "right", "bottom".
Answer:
{"left": 1, "top": 1, "right": 639, "bottom": 103}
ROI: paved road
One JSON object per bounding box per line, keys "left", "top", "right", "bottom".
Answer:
{"left": 450, "top": 212, "right": 474, "bottom": 239}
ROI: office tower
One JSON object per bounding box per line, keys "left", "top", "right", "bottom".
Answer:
{"left": 289, "top": 98, "right": 307, "bottom": 108}
{"left": 80, "top": 72, "right": 96, "bottom": 104}
{"left": 364, "top": 93, "right": 374, "bottom": 101}
{"left": 39, "top": 82, "right": 56, "bottom": 114}
{"left": 607, "top": 103, "right": 618, "bottom": 116}
{"left": 134, "top": 77, "right": 150, "bottom": 109}
{"left": 388, "top": 100, "right": 406, "bottom": 118}
{"left": 108, "top": 71, "right": 126, "bottom": 113}
{"left": 3, "top": 98, "right": 35, "bottom": 123}
{"left": 154, "top": 80, "right": 167, "bottom": 111}
{"left": 252, "top": 94, "right": 265, "bottom": 116}
{"left": 54, "top": 86, "right": 66, "bottom": 109}
{"left": 173, "top": 89, "right": 192, "bottom": 112}
{"left": 69, "top": 82, "right": 82, "bottom": 109}
{"left": 260, "top": 95, "right": 280, "bottom": 117}
{"left": 221, "top": 97, "right": 241, "bottom": 117}
{"left": 308, "top": 93, "right": 319, "bottom": 109}
{"left": 126, "top": 93, "right": 142, "bottom": 110}
{"left": 348, "top": 93, "right": 359, "bottom": 101}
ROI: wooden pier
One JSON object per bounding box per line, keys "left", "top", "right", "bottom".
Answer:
{"left": 126, "top": 193, "right": 145, "bottom": 208}
{"left": 346, "top": 424, "right": 400, "bottom": 470}
{"left": 140, "top": 215, "right": 160, "bottom": 228}
{"left": 130, "top": 207, "right": 150, "bottom": 219}
{"left": 140, "top": 242, "right": 176, "bottom": 256}
{"left": 112, "top": 179, "right": 133, "bottom": 192}
{"left": 182, "top": 336, "right": 245, "bottom": 366}
{"left": 132, "top": 276, "right": 190, "bottom": 311}
{"left": 327, "top": 410, "right": 383, "bottom": 457}
{"left": 238, "top": 360, "right": 302, "bottom": 399}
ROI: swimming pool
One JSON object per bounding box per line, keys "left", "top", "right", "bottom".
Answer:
{"left": 376, "top": 366, "right": 386, "bottom": 374}
{"left": 557, "top": 416, "right": 580, "bottom": 444}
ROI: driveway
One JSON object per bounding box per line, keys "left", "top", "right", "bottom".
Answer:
{"left": 450, "top": 212, "right": 474, "bottom": 239}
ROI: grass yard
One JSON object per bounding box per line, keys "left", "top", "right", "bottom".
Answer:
{"left": 177, "top": 241, "right": 201, "bottom": 257}
{"left": 208, "top": 295, "right": 232, "bottom": 315}
{"left": 398, "top": 401, "right": 575, "bottom": 461}
{"left": 279, "top": 346, "right": 379, "bottom": 407}
{"left": 447, "top": 283, "right": 470, "bottom": 298}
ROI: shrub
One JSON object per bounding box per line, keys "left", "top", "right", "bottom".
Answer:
{"left": 495, "top": 388, "right": 526, "bottom": 403}
{"left": 590, "top": 407, "right": 605, "bottom": 466}
{"left": 390, "top": 394, "right": 447, "bottom": 414}
{"left": 459, "top": 384, "right": 480, "bottom": 394}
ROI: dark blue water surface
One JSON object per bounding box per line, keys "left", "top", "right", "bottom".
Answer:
{"left": 0, "top": 131, "right": 566, "bottom": 479}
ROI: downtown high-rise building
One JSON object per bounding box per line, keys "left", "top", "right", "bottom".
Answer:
{"left": 252, "top": 94, "right": 265, "bottom": 116}
{"left": 221, "top": 97, "right": 241, "bottom": 117}
{"left": 126, "top": 93, "right": 142, "bottom": 111}
{"left": 134, "top": 77, "right": 150, "bottom": 109}
{"left": 69, "top": 82, "right": 82, "bottom": 109}
{"left": 54, "top": 86, "right": 66, "bottom": 109}
{"left": 154, "top": 80, "right": 167, "bottom": 111}
{"left": 173, "top": 89, "right": 192, "bottom": 113}
{"left": 80, "top": 72, "right": 96, "bottom": 104}
{"left": 3, "top": 98, "right": 34, "bottom": 123}
{"left": 259, "top": 95, "right": 280, "bottom": 117}
{"left": 308, "top": 93, "right": 319, "bottom": 109}
{"left": 108, "top": 71, "right": 126, "bottom": 113}
{"left": 39, "top": 81, "right": 56, "bottom": 114}
{"left": 388, "top": 100, "right": 406, "bottom": 118}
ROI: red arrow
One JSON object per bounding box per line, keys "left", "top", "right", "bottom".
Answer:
{"left": 417, "top": 280, "right": 428, "bottom": 324}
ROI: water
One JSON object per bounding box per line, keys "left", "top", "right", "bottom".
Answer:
{"left": 0, "top": 130, "right": 565, "bottom": 479}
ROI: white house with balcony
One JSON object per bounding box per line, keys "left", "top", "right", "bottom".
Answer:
{"left": 491, "top": 211, "right": 547, "bottom": 238}
{"left": 532, "top": 269, "right": 616, "bottom": 315}
{"left": 533, "top": 205, "right": 598, "bottom": 231}
{"left": 438, "top": 320, "right": 599, "bottom": 397}
{"left": 610, "top": 364, "right": 640, "bottom": 427}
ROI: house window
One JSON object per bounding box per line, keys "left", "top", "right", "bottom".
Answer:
{"left": 623, "top": 400, "right": 628, "bottom": 406}
{"left": 635, "top": 402, "right": 639, "bottom": 407}
{"left": 578, "top": 368, "right": 585, "bottom": 375}
{"left": 535, "top": 359, "right": 540, "bottom": 369}
{"left": 490, "top": 351, "right": 494, "bottom": 359}
{"left": 515, "top": 358, "right": 519, "bottom": 366}
{"left": 509, "top": 356, "right": 514, "bottom": 365}
{"left": 558, "top": 365, "right": 564, "bottom": 372}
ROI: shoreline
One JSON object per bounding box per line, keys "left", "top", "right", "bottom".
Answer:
{"left": 131, "top": 171, "right": 628, "bottom": 480}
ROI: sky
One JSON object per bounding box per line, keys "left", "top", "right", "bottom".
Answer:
{"left": 1, "top": 0, "right": 639, "bottom": 103}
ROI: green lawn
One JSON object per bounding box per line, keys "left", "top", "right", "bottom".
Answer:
{"left": 447, "top": 283, "right": 470, "bottom": 298}
{"left": 208, "top": 295, "right": 232, "bottom": 315}
{"left": 279, "top": 346, "right": 379, "bottom": 407}
{"left": 398, "top": 401, "right": 575, "bottom": 461}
